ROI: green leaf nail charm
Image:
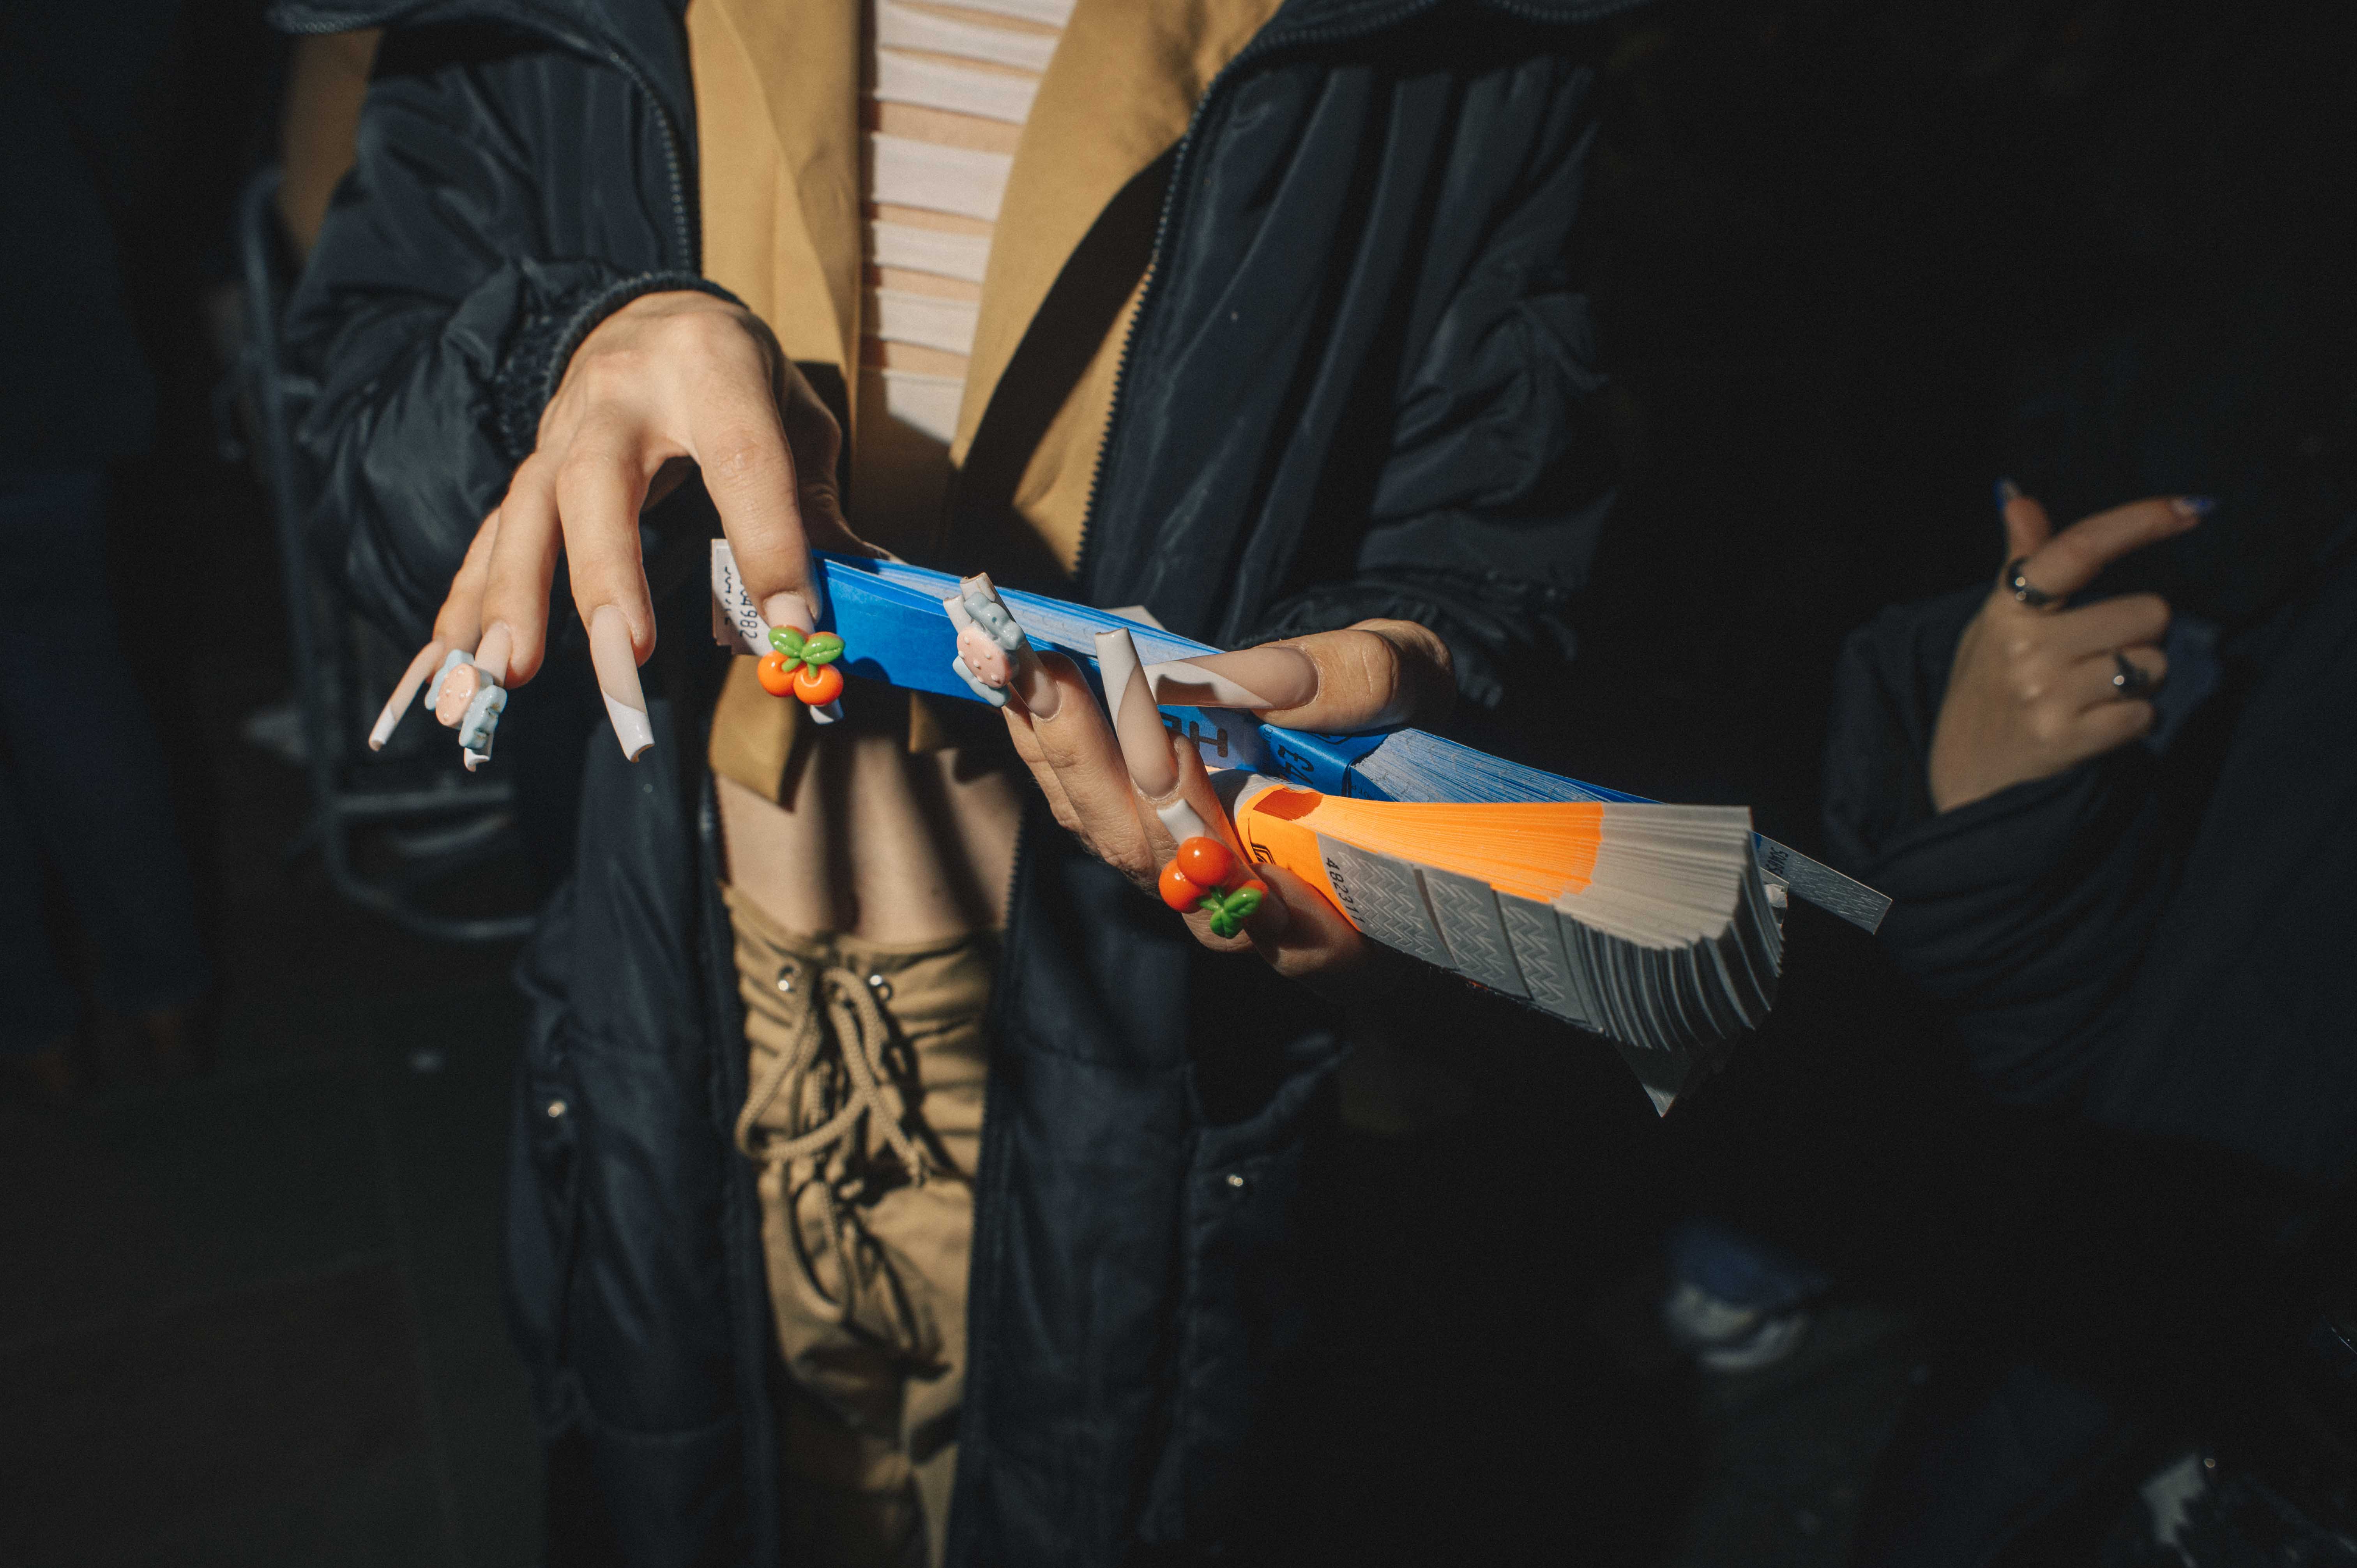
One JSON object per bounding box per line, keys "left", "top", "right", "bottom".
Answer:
{"left": 1198, "top": 885, "right": 1264, "bottom": 939}
{"left": 801, "top": 632, "right": 845, "bottom": 666}
{"left": 769, "top": 625, "right": 807, "bottom": 657}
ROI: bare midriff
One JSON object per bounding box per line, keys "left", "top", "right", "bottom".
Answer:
{"left": 716, "top": 738, "right": 1022, "bottom": 941}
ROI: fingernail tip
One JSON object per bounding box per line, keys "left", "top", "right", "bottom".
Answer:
{"left": 601, "top": 692, "right": 655, "bottom": 760}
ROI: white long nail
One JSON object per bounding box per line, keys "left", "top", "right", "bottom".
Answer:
{"left": 371, "top": 641, "right": 446, "bottom": 750}
{"left": 1142, "top": 647, "right": 1319, "bottom": 711}
{"left": 475, "top": 623, "right": 515, "bottom": 687}
{"left": 588, "top": 606, "right": 654, "bottom": 761}
{"left": 1096, "top": 627, "right": 1179, "bottom": 799}
{"left": 1156, "top": 796, "right": 1213, "bottom": 842}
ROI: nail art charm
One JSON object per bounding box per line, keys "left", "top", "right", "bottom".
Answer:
{"left": 427, "top": 648, "right": 508, "bottom": 770}
{"left": 943, "top": 574, "right": 1042, "bottom": 708}
{"left": 1156, "top": 834, "right": 1267, "bottom": 938}
{"left": 757, "top": 625, "right": 847, "bottom": 707}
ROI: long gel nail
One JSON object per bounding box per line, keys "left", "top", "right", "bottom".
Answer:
{"left": 1141, "top": 646, "right": 1318, "bottom": 712}
{"left": 1097, "top": 627, "right": 1179, "bottom": 800}
{"left": 371, "top": 640, "right": 447, "bottom": 750}
{"left": 588, "top": 605, "right": 654, "bottom": 761}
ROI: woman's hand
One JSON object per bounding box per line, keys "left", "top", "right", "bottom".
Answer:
{"left": 992, "top": 605, "right": 1455, "bottom": 994}
{"left": 372, "top": 289, "right": 873, "bottom": 759}
{"left": 1927, "top": 486, "right": 2208, "bottom": 813}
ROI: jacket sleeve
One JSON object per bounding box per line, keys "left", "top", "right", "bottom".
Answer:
{"left": 280, "top": 22, "right": 721, "bottom": 644}
{"left": 1819, "top": 590, "right": 2173, "bottom": 1103}
{"left": 1243, "top": 55, "right": 1615, "bottom": 710}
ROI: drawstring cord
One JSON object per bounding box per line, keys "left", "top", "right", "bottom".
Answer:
{"left": 736, "top": 959, "right": 932, "bottom": 1331}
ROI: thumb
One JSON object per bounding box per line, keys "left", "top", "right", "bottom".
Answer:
{"left": 2000, "top": 480, "right": 2053, "bottom": 564}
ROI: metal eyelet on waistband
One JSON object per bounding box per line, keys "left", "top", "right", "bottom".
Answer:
{"left": 776, "top": 967, "right": 795, "bottom": 994}
{"left": 866, "top": 973, "right": 894, "bottom": 1003}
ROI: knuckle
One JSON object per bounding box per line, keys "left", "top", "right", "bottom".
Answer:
{"left": 2025, "top": 706, "right": 2067, "bottom": 745}
{"left": 553, "top": 450, "right": 611, "bottom": 500}
{"left": 568, "top": 352, "right": 635, "bottom": 404}
{"left": 1343, "top": 629, "right": 1406, "bottom": 703}
{"left": 703, "top": 429, "right": 782, "bottom": 486}
{"left": 673, "top": 306, "right": 745, "bottom": 353}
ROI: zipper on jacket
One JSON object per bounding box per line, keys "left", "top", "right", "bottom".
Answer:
{"left": 594, "top": 39, "right": 698, "bottom": 268}
{"left": 1068, "top": 0, "right": 1650, "bottom": 602}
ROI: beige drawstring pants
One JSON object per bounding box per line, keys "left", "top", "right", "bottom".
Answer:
{"left": 724, "top": 885, "right": 993, "bottom": 1568}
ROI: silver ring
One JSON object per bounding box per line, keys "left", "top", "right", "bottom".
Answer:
{"left": 2006, "top": 556, "right": 2059, "bottom": 609}
{"left": 2112, "top": 652, "right": 2153, "bottom": 696}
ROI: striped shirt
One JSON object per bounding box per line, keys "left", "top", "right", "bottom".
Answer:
{"left": 853, "top": 0, "right": 1072, "bottom": 532}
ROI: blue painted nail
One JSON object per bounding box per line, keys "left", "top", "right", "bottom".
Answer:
{"left": 2173, "top": 495, "right": 2217, "bottom": 519}
{"left": 1994, "top": 478, "right": 2022, "bottom": 511}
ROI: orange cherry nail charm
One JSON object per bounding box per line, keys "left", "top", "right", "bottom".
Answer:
{"left": 757, "top": 649, "right": 797, "bottom": 696}
{"left": 792, "top": 662, "right": 845, "bottom": 706}
{"left": 1158, "top": 836, "right": 1264, "bottom": 934}
{"left": 1159, "top": 862, "right": 1207, "bottom": 912}
{"left": 1175, "top": 836, "right": 1233, "bottom": 888}
{"left": 758, "top": 626, "right": 848, "bottom": 705}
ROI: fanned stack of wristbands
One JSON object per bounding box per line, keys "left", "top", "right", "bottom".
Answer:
{"left": 1228, "top": 786, "right": 1781, "bottom": 1064}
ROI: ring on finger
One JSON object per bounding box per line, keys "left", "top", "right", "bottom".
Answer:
{"left": 2111, "top": 651, "right": 2155, "bottom": 697}
{"left": 2006, "top": 556, "right": 2060, "bottom": 609}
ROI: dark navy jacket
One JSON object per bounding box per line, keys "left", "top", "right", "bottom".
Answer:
{"left": 272, "top": 0, "right": 1642, "bottom": 1558}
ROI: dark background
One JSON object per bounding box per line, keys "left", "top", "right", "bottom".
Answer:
{"left": 2, "top": 1, "right": 2349, "bottom": 1563}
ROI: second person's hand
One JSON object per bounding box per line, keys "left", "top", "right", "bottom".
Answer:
{"left": 1927, "top": 484, "right": 2209, "bottom": 813}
